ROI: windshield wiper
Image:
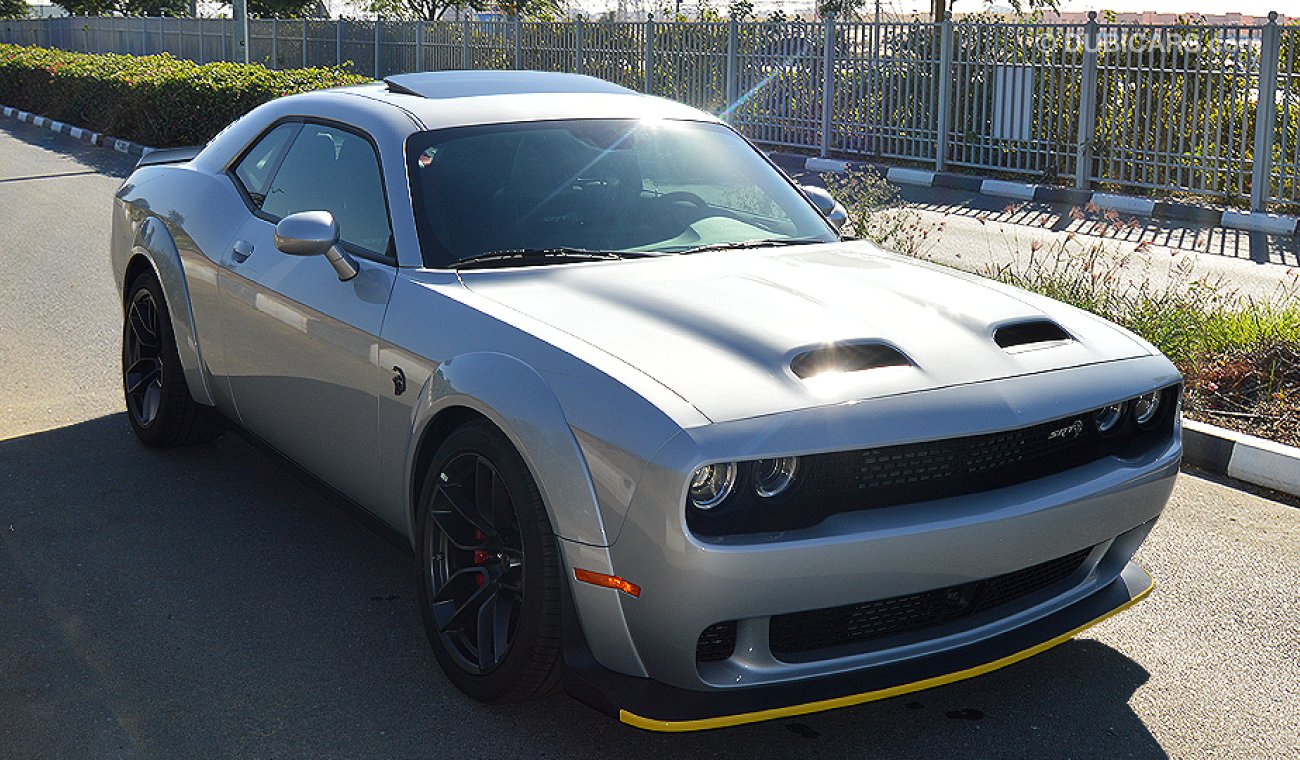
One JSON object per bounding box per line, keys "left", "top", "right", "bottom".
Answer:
{"left": 672, "top": 238, "right": 827, "bottom": 255}
{"left": 452, "top": 248, "right": 657, "bottom": 270}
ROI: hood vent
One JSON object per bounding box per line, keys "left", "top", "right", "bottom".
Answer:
{"left": 995, "top": 320, "right": 1073, "bottom": 351}
{"left": 791, "top": 342, "right": 911, "bottom": 379}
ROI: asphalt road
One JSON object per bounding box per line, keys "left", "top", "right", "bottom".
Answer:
{"left": 1, "top": 118, "right": 1298, "bottom": 759}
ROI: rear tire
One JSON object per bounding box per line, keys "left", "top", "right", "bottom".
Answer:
{"left": 121, "top": 271, "right": 222, "bottom": 447}
{"left": 416, "top": 419, "right": 563, "bottom": 703}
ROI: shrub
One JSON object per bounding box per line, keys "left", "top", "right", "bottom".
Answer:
{"left": 822, "top": 167, "right": 944, "bottom": 258}
{"left": 0, "top": 44, "right": 370, "bottom": 147}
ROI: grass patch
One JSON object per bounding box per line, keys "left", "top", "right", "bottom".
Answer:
{"left": 0, "top": 43, "right": 369, "bottom": 147}
{"left": 983, "top": 241, "right": 1300, "bottom": 446}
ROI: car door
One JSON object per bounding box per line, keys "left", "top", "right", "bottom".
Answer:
{"left": 219, "top": 120, "right": 397, "bottom": 509}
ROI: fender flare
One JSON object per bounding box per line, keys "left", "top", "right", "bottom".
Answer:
{"left": 405, "top": 351, "right": 609, "bottom": 548}
{"left": 126, "top": 216, "right": 215, "bottom": 406}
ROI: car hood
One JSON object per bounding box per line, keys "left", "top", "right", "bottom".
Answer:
{"left": 458, "top": 242, "right": 1151, "bottom": 423}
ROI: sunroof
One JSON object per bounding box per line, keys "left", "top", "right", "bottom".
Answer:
{"left": 383, "top": 71, "right": 635, "bottom": 100}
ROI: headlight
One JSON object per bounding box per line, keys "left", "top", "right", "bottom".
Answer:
{"left": 1133, "top": 390, "right": 1162, "bottom": 427}
{"left": 1094, "top": 402, "right": 1125, "bottom": 434}
{"left": 754, "top": 457, "right": 799, "bottom": 498}
{"left": 689, "top": 462, "right": 737, "bottom": 510}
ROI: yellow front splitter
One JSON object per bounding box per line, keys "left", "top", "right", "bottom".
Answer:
{"left": 620, "top": 577, "right": 1154, "bottom": 732}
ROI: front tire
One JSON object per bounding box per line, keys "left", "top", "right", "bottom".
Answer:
{"left": 416, "top": 420, "right": 563, "bottom": 703}
{"left": 121, "top": 271, "right": 221, "bottom": 447}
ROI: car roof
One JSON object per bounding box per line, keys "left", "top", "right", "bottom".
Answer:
{"left": 383, "top": 70, "right": 636, "bottom": 99}
{"left": 323, "top": 71, "right": 723, "bottom": 131}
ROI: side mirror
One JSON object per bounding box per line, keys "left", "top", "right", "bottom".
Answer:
{"left": 274, "top": 210, "right": 358, "bottom": 281}
{"left": 801, "top": 184, "right": 848, "bottom": 233}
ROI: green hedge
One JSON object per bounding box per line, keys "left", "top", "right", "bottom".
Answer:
{"left": 0, "top": 44, "right": 370, "bottom": 147}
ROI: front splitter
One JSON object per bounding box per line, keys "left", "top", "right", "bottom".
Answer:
{"left": 562, "top": 562, "right": 1154, "bottom": 732}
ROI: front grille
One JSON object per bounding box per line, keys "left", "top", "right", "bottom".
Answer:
{"left": 768, "top": 548, "right": 1092, "bottom": 660}
{"left": 696, "top": 621, "right": 738, "bottom": 663}
{"left": 799, "top": 414, "right": 1103, "bottom": 509}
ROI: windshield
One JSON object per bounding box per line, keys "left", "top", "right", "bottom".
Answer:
{"left": 405, "top": 119, "right": 837, "bottom": 268}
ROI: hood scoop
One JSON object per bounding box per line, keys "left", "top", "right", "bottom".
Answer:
{"left": 791, "top": 342, "right": 912, "bottom": 379}
{"left": 995, "top": 320, "right": 1073, "bottom": 352}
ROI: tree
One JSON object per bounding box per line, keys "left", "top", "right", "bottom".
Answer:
{"left": 217, "top": 0, "right": 322, "bottom": 17}
{"left": 495, "top": 0, "right": 564, "bottom": 20}
{"left": 1, "top": 0, "right": 27, "bottom": 20}
{"left": 51, "top": 0, "right": 191, "bottom": 15}
{"left": 930, "top": 0, "right": 1060, "bottom": 22}
{"left": 367, "top": 0, "right": 480, "bottom": 21}
{"left": 727, "top": 0, "right": 753, "bottom": 21}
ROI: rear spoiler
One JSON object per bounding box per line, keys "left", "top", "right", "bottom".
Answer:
{"left": 136, "top": 145, "right": 202, "bottom": 167}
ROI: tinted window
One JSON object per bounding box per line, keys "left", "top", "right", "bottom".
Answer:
{"left": 406, "top": 119, "right": 835, "bottom": 267}
{"left": 233, "top": 122, "right": 298, "bottom": 205}
{"left": 261, "top": 124, "right": 393, "bottom": 256}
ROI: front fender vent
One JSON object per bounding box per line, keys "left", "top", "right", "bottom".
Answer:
{"left": 791, "top": 342, "right": 911, "bottom": 379}
{"left": 994, "top": 320, "right": 1072, "bottom": 351}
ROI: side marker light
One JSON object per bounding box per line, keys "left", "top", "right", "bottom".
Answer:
{"left": 574, "top": 568, "right": 641, "bottom": 597}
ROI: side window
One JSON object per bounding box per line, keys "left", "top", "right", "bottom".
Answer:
{"left": 260, "top": 124, "right": 393, "bottom": 256}
{"left": 233, "top": 122, "right": 299, "bottom": 207}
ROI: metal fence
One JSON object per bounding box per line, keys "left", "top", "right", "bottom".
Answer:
{"left": 3, "top": 12, "right": 1297, "bottom": 211}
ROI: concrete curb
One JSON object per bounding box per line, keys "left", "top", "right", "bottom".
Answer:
{"left": 771, "top": 152, "right": 1300, "bottom": 238}
{"left": 2, "top": 104, "right": 155, "bottom": 158}
{"left": 1182, "top": 420, "right": 1300, "bottom": 499}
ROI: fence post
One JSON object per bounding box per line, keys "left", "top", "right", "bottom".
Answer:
{"left": 159, "top": 14, "right": 165, "bottom": 55}
{"left": 272, "top": 17, "right": 279, "bottom": 69}
{"left": 302, "top": 18, "right": 307, "bottom": 68}
{"left": 725, "top": 17, "right": 737, "bottom": 118}
{"left": 336, "top": 19, "right": 342, "bottom": 66}
{"left": 415, "top": 20, "right": 424, "bottom": 72}
{"left": 462, "top": 16, "right": 471, "bottom": 69}
{"left": 644, "top": 15, "right": 655, "bottom": 93}
{"left": 374, "top": 17, "right": 381, "bottom": 78}
{"left": 819, "top": 14, "right": 835, "bottom": 158}
{"left": 513, "top": 15, "right": 522, "bottom": 70}
{"left": 232, "top": 0, "right": 248, "bottom": 63}
{"left": 1075, "top": 12, "right": 1100, "bottom": 190}
{"left": 574, "top": 17, "right": 582, "bottom": 75}
{"left": 934, "top": 18, "right": 954, "bottom": 171}
{"left": 1251, "top": 12, "right": 1281, "bottom": 212}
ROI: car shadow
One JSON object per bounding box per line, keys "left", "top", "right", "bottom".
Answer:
{"left": 0, "top": 414, "right": 1167, "bottom": 758}
{"left": 0, "top": 117, "right": 138, "bottom": 180}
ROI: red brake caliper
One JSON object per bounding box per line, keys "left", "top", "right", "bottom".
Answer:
{"left": 472, "top": 530, "right": 487, "bottom": 587}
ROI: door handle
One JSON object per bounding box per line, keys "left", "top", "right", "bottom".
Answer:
{"left": 231, "top": 240, "right": 254, "bottom": 264}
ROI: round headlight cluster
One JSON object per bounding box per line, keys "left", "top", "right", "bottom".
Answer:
{"left": 1133, "top": 390, "right": 1162, "bottom": 427}
{"left": 688, "top": 457, "right": 803, "bottom": 509}
{"left": 1093, "top": 388, "right": 1169, "bottom": 435}
{"left": 754, "top": 457, "right": 799, "bottom": 498}
{"left": 1094, "top": 402, "right": 1126, "bottom": 434}
{"left": 689, "top": 462, "right": 737, "bottom": 510}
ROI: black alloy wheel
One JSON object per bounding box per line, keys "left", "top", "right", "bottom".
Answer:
{"left": 417, "top": 420, "right": 562, "bottom": 703}
{"left": 427, "top": 451, "right": 526, "bottom": 674}
{"left": 121, "top": 272, "right": 221, "bottom": 447}
{"left": 124, "top": 286, "right": 164, "bottom": 428}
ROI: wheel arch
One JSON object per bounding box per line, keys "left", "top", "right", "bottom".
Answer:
{"left": 404, "top": 352, "right": 610, "bottom": 549}
{"left": 121, "top": 216, "right": 215, "bottom": 407}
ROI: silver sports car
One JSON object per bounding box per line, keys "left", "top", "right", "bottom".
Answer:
{"left": 111, "top": 71, "right": 1181, "bottom": 731}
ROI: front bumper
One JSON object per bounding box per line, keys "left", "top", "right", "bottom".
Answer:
{"left": 557, "top": 358, "right": 1181, "bottom": 728}
{"left": 564, "top": 560, "right": 1154, "bottom": 731}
